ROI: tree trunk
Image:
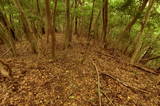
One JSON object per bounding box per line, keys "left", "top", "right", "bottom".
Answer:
{"left": 9, "top": 14, "right": 17, "bottom": 40}
{"left": 0, "top": 23, "right": 16, "bottom": 56}
{"left": 93, "top": 8, "right": 101, "bottom": 40}
{"left": 52, "top": 0, "right": 58, "bottom": 58}
{"left": 70, "top": 14, "right": 74, "bottom": 41}
{"left": 123, "top": 0, "right": 148, "bottom": 33}
{"left": 45, "top": 0, "right": 51, "bottom": 43}
{"left": 74, "top": 0, "right": 78, "bottom": 36}
{"left": 36, "top": 0, "right": 45, "bottom": 35}
{"left": 88, "top": 0, "right": 96, "bottom": 39}
{"left": 0, "top": 11, "right": 16, "bottom": 56}
{"left": 102, "top": 0, "right": 109, "bottom": 42}
{"left": 0, "top": 11, "right": 16, "bottom": 41}
{"left": 65, "top": 0, "right": 71, "bottom": 48}
{"left": 130, "top": 0, "right": 154, "bottom": 64}
{"left": 36, "top": 0, "right": 40, "bottom": 15}
{"left": 12, "top": 0, "right": 38, "bottom": 54}
{"left": 45, "top": 0, "right": 57, "bottom": 58}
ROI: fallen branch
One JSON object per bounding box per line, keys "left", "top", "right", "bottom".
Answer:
{"left": 100, "top": 72, "right": 150, "bottom": 94}
{"left": 141, "top": 56, "right": 160, "bottom": 62}
{"left": 91, "top": 60, "right": 102, "bottom": 106}
{"left": 130, "top": 63, "right": 159, "bottom": 75}
{"left": 0, "top": 48, "right": 11, "bottom": 57}
{"left": 101, "top": 90, "right": 113, "bottom": 105}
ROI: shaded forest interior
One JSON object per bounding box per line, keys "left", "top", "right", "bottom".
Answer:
{"left": 0, "top": 0, "right": 160, "bottom": 105}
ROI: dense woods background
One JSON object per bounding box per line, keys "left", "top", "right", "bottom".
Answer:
{"left": 0, "top": 0, "right": 160, "bottom": 68}
{"left": 0, "top": 0, "right": 160, "bottom": 105}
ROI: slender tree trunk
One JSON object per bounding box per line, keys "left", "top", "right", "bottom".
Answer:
{"left": 93, "top": 8, "right": 101, "bottom": 40}
{"left": 65, "top": 0, "right": 71, "bottom": 48}
{"left": 119, "top": 0, "right": 149, "bottom": 54}
{"left": 123, "top": 0, "right": 148, "bottom": 33}
{"left": 36, "top": 0, "right": 40, "bottom": 15}
{"left": 45, "top": 0, "right": 57, "bottom": 58}
{"left": 9, "top": 14, "right": 17, "bottom": 40}
{"left": 0, "top": 23, "right": 16, "bottom": 56}
{"left": 52, "top": 0, "right": 58, "bottom": 58}
{"left": 0, "top": 11, "right": 16, "bottom": 41}
{"left": 102, "top": 0, "right": 109, "bottom": 42}
{"left": 12, "top": 0, "right": 38, "bottom": 54}
{"left": 0, "top": 11, "right": 16, "bottom": 56}
{"left": 45, "top": 0, "right": 51, "bottom": 43}
{"left": 130, "top": 0, "right": 154, "bottom": 64}
{"left": 70, "top": 14, "right": 74, "bottom": 41}
{"left": 88, "top": 0, "right": 96, "bottom": 39}
{"left": 75, "top": 16, "right": 78, "bottom": 36}
{"left": 74, "top": 0, "right": 78, "bottom": 36}
{"left": 36, "top": 0, "right": 45, "bottom": 35}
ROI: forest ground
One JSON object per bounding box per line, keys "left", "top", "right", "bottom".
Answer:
{"left": 0, "top": 33, "right": 160, "bottom": 106}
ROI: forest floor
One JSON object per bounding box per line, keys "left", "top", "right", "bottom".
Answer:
{"left": 0, "top": 33, "right": 160, "bottom": 106}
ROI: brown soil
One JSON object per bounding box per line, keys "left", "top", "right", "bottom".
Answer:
{"left": 0, "top": 33, "right": 160, "bottom": 106}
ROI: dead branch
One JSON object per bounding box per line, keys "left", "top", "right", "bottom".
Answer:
{"left": 141, "top": 56, "right": 160, "bottom": 62}
{"left": 91, "top": 60, "right": 102, "bottom": 106}
{"left": 0, "top": 48, "right": 11, "bottom": 57}
{"left": 130, "top": 63, "right": 159, "bottom": 75}
{"left": 100, "top": 72, "right": 150, "bottom": 94}
{"left": 92, "top": 58, "right": 152, "bottom": 94}
{"left": 101, "top": 90, "right": 113, "bottom": 105}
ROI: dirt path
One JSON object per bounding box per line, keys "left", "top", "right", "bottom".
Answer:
{"left": 0, "top": 34, "right": 159, "bottom": 105}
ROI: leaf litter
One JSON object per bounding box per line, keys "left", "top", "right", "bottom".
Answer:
{"left": 0, "top": 34, "right": 159, "bottom": 105}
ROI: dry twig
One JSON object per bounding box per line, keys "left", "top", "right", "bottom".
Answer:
{"left": 91, "top": 60, "right": 102, "bottom": 106}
